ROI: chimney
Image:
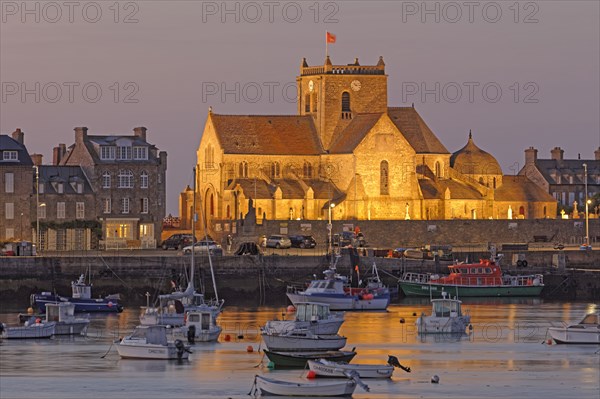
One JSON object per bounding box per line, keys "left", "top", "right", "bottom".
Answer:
{"left": 74, "top": 127, "right": 88, "bottom": 143}
{"left": 53, "top": 144, "right": 67, "bottom": 165}
{"left": 133, "top": 127, "right": 147, "bottom": 141}
{"left": 595, "top": 147, "right": 600, "bottom": 161}
{"left": 550, "top": 147, "right": 564, "bottom": 161}
{"left": 30, "top": 153, "right": 43, "bottom": 166}
{"left": 524, "top": 147, "right": 538, "bottom": 164}
{"left": 11, "top": 128, "right": 24, "bottom": 145}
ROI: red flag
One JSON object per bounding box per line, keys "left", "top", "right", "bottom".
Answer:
{"left": 326, "top": 32, "right": 336, "bottom": 44}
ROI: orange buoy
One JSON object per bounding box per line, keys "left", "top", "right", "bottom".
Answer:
{"left": 306, "top": 370, "right": 317, "bottom": 379}
{"left": 224, "top": 334, "right": 231, "bottom": 342}
{"left": 246, "top": 345, "right": 254, "bottom": 352}
{"left": 287, "top": 305, "right": 296, "bottom": 313}
{"left": 546, "top": 339, "right": 552, "bottom": 345}
{"left": 27, "top": 307, "right": 34, "bottom": 314}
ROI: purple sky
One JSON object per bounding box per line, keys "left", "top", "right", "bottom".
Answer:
{"left": 2, "top": 1, "right": 599, "bottom": 215}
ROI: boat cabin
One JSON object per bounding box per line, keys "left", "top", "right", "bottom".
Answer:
{"left": 129, "top": 325, "right": 170, "bottom": 345}
{"left": 45, "top": 303, "right": 76, "bottom": 322}
{"left": 71, "top": 274, "right": 92, "bottom": 299}
{"left": 432, "top": 260, "right": 503, "bottom": 286}
{"left": 430, "top": 297, "right": 463, "bottom": 318}
{"left": 294, "top": 302, "right": 332, "bottom": 322}
{"left": 578, "top": 313, "right": 599, "bottom": 326}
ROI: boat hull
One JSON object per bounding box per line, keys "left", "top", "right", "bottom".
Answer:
{"left": 53, "top": 321, "right": 90, "bottom": 335}
{"left": 1, "top": 322, "right": 56, "bottom": 339}
{"left": 262, "top": 333, "right": 346, "bottom": 352}
{"left": 399, "top": 281, "right": 544, "bottom": 297}
{"left": 263, "top": 350, "right": 357, "bottom": 368}
{"left": 264, "top": 319, "right": 344, "bottom": 336}
{"left": 416, "top": 315, "right": 471, "bottom": 334}
{"left": 33, "top": 295, "right": 122, "bottom": 313}
{"left": 255, "top": 375, "right": 356, "bottom": 397}
{"left": 116, "top": 342, "right": 190, "bottom": 359}
{"left": 286, "top": 292, "right": 389, "bottom": 311}
{"left": 547, "top": 327, "right": 600, "bottom": 344}
{"left": 307, "top": 360, "right": 394, "bottom": 378}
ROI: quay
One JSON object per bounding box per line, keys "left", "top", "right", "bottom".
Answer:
{"left": 1, "top": 248, "right": 598, "bottom": 307}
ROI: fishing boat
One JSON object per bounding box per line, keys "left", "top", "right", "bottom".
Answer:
{"left": 399, "top": 254, "right": 544, "bottom": 297}
{"left": 0, "top": 319, "right": 56, "bottom": 339}
{"left": 31, "top": 273, "right": 123, "bottom": 313}
{"left": 261, "top": 329, "right": 347, "bottom": 352}
{"left": 307, "top": 355, "right": 410, "bottom": 378}
{"left": 416, "top": 291, "right": 471, "bottom": 334}
{"left": 287, "top": 260, "right": 391, "bottom": 311}
{"left": 177, "top": 303, "right": 223, "bottom": 343}
{"left": 263, "top": 350, "right": 357, "bottom": 368}
{"left": 547, "top": 311, "right": 600, "bottom": 344}
{"left": 252, "top": 373, "right": 366, "bottom": 397}
{"left": 42, "top": 302, "right": 89, "bottom": 335}
{"left": 263, "top": 302, "right": 344, "bottom": 335}
{"left": 116, "top": 325, "right": 192, "bottom": 360}
{"left": 140, "top": 166, "right": 223, "bottom": 336}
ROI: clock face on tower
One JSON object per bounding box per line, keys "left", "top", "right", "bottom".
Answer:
{"left": 308, "top": 80, "right": 314, "bottom": 92}
{"left": 351, "top": 80, "right": 361, "bottom": 92}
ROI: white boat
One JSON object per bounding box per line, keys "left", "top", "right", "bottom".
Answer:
{"left": 140, "top": 166, "right": 223, "bottom": 334}
{"left": 547, "top": 311, "right": 600, "bottom": 344}
{"left": 252, "top": 372, "right": 367, "bottom": 397}
{"left": 261, "top": 329, "right": 347, "bottom": 352}
{"left": 43, "top": 302, "right": 90, "bottom": 335}
{"left": 287, "top": 260, "right": 390, "bottom": 311}
{"left": 416, "top": 292, "right": 471, "bottom": 334}
{"left": 307, "top": 355, "right": 411, "bottom": 378}
{"left": 263, "top": 302, "right": 344, "bottom": 335}
{"left": 116, "top": 325, "right": 191, "bottom": 360}
{"left": 177, "top": 302, "right": 224, "bottom": 343}
{"left": 0, "top": 320, "right": 56, "bottom": 339}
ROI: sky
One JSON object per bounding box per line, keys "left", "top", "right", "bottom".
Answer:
{"left": 1, "top": 1, "right": 599, "bottom": 215}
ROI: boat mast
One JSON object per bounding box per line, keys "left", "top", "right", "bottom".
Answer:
{"left": 191, "top": 167, "right": 196, "bottom": 289}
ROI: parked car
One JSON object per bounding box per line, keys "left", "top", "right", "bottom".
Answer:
{"left": 289, "top": 235, "right": 317, "bottom": 249}
{"left": 265, "top": 235, "right": 292, "bottom": 249}
{"left": 183, "top": 240, "right": 222, "bottom": 255}
{"left": 161, "top": 234, "right": 196, "bottom": 250}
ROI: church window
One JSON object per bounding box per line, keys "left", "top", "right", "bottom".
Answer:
{"left": 239, "top": 161, "right": 249, "bottom": 178}
{"left": 312, "top": 93, "right": 318, "bottom": 112}
{"left": 341, "top": 92, "right": 351, "bottom": 112}
{"left": 205, "top": 145, "right": 215, "bottom": 168}
{"left": 380, "top": 161, "right": 389, "bottom": 195}
{"left": 303, "top": 162, "right": 312, "bottom": 178}
{"left": 435, "top": 161, "right": 441, "bottom": 178}
{"left": 210, "top": 193, "right": 215, "bottom": 216}
{"left": 271, "top": 162, "right": 281, "bottom": 178}
{"left": 493, "top": 177, "right": 497, "bottom": 189}
{"left": 305, "top": 94, "right": 311, "bottom": 113}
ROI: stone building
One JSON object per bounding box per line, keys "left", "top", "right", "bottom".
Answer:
{"left": 519, "top": 146, "right": 600, "bottom": 212}
{"left": 0, "top": 129, "right": 34, "bottom": 242}
{"left": 59, "top": 127, "right": 167, "bottom": 248}
{"left": 182, "top": 56, "right": 557, "bottom": 229}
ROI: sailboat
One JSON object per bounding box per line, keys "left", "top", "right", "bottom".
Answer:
{"left": 140, "top": 167, "right": 224, "bottom": 342}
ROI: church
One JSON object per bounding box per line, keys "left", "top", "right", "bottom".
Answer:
{"left": 180, "top": 56, "right": 556, "bottom": 226}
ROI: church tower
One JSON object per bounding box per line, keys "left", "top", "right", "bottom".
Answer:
{"left": 296, "top": 56, "right": 388, "bottom": 150}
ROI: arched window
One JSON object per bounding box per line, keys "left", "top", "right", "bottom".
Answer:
{"left": 205, "top": 144, "right": 215, "bottom": 168}
{"left": 435, "top": 161, "right": 441, "bottom": 178}
{"left": 305, "top": 94, "right": 311, "bottom": 113}
{"left": 239, "top": 161, "right": 248, "bottom": 178}
{"left": 380, "top": 160, "right": 389, "bottom": 195}
{"left": 102, "top": 171, "right": 111, "bottom": 188}
{"left": 493, "top": 177, "right": 497, "bottom": 189}
{"left": 118, "top": 170, "right": 133, "bottom": 188}
{"left": 210, "top": 193, "right": 215, "bottom": 216}
{"left": 271, "top": 162, "right": 280, "bottom": 178}
{"left": 140, "top": 171, "right": 148, "bottom": 188}
{"left": 303, "top": 162, "right": 312, "bottom": 178}
{"left": 341, "top": 92, "right": 351, "bottom": 112}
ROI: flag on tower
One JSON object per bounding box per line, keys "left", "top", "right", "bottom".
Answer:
{"left": 326, "top": 31, "right": 336, "bottom": 44}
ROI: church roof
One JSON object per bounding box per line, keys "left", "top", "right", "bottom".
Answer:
{"left": 328, "top": 113, "right": 383, "bottom": 153}
{"left": 450, "top": 132, "right": 502, "bottom": 175}
{"left": 419, "top": 178, "right": 483, "bottom": 200}
{"left": 210, "top": 114, "right": 324, "bottom": 155}
{"left": 495, "top": 175, "right": 557, "bottom": 202}
{"left": 388, "top": 107, "right": 450, "bottom": 154}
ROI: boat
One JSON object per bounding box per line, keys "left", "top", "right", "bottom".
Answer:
{"left": 287, "top": 260, "right": 391, "bottom": 311}
{"left": 252, "top": 373, "right": 366, "bottom": 397}
{"left": 307, "top": 355, "right": 410, "bottom": 378}
{"left": 116, "top": 325, "right": 192, "bottom": 360}
{"left": 261, "top": 329, "right": 347, "bottom": 352}
{"left": 177, "top": 303, "right": 224, "bottom": 343}
{"left": 31, "top": 273, "right": 123, "bottom": 313}
{"left": 547, "top": 311, "right": 600, "bottom": 344}
{"left": 416, "top": 291, "right": 471, "bottom": 334}
{"left": 42, "top": 302, "right": 90, "bottom": 335}
{"left": 0, "top": 319, "right": 56, "bottom": 339}
{"left": 399, "top": 253, "right": 544, "bottom": 297}
{"left": 263, "top": 350, "right": 357, "bottom": 368}
{"left": 263, "top": 302, "right": 344, "bottom": 335}
{"left": 140, "top": 166, "right": 223, "bottom": 336}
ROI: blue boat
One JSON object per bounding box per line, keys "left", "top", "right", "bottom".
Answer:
{"left": 31, "top": 274, "right": 123, "bottom": 313}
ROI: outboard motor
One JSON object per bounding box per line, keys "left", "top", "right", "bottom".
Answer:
{"left": 175, "top": 339, "right": 185, "bottom": 359}
{"left": 388, "top": 355, "right": 411, "bottom": 373}
{"left": 187, "top": 325, "right": 196, "bottom": 344}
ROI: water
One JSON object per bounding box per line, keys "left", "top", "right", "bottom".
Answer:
{"left": 1, "top": 299, "right": 598, "bottom": 399}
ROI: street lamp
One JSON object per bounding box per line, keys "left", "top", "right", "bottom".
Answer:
{"left": 33, "top": 165, "right": 39, "bottom": 254}
{"left": 328, "top": 202, "right": 335, "bottom": 255}
{"left": 582, "top": 163, "right": 590, "bottom": 249}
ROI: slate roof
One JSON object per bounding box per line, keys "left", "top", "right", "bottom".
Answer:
{"left": 231, "top": 178, "right": 342, "bottom": 200}
{"left": 210, "top": 114, "right": 324, "bottom": 155}
{"left": 38, "top": 165, "right": 94, "bottom": 194}
{"left": 495, "top": 175, "right": 559, "bottom": 202}
{"left": 533, "top": 159, "right": 599, "bottom": 185}
{"left": 0, "top": 135, "right": 33, "bottom": 165}
{"left": 388, "top": 107, "right": 450, "bottom": 154}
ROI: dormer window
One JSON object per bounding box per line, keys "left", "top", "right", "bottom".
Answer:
{"left": 117, "top": 145, "right": 132, "bottom": 160}
{"left": 133, "top": 146, "right": 147, "bottom": 160}
{"left": 51, "top": 182, "right": 64, "bottom": 194}
{"left": 2, "top": 151, "right": 18, "bottom": 160}
{"left": 100, "top": 146, "right": 116, "bottom": 160}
